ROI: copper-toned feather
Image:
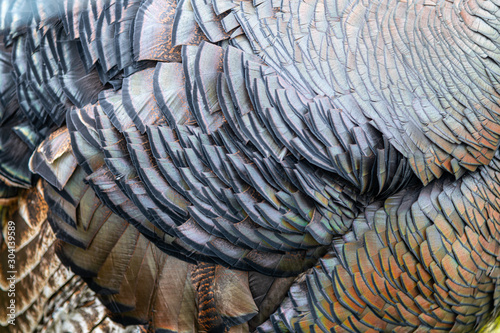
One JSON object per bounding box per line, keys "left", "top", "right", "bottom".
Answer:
{"left": 266, "top": 156, "right": 500, "bottom": 331}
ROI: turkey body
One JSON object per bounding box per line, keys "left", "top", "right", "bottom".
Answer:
{"left": 1, "top": 0, "right": 500, "bottom": 332}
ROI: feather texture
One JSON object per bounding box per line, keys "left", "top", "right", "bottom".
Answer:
{"left": 4, "top": 0, "right": 500, "bottom": 331}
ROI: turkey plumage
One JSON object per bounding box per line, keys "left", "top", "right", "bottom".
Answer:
{"left": 1, "top": 0, "right": 500, "bottom": 332}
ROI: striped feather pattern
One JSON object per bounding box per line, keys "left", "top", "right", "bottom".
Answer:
{"left": 0, "top": 182, "right": 143, "bottom": 333}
